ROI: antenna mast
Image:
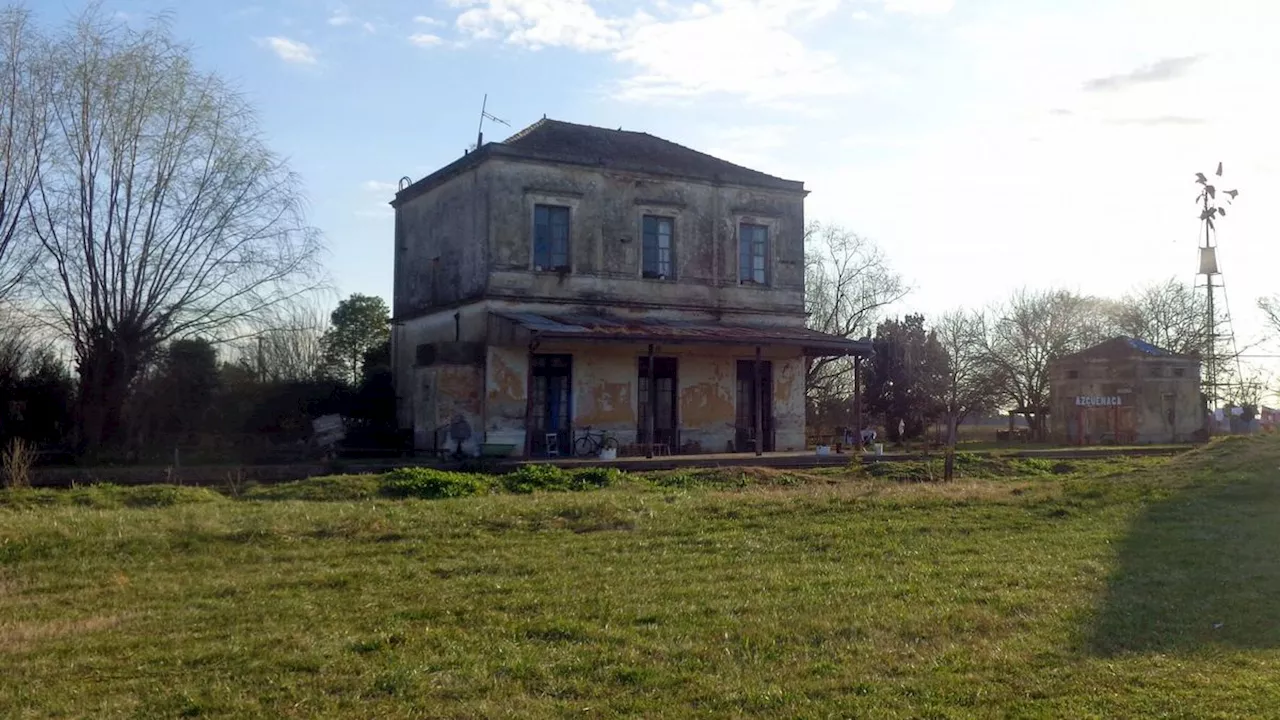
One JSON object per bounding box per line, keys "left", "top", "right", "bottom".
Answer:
{"left": 475, "top": 94, "right": 510, "bottom": 150}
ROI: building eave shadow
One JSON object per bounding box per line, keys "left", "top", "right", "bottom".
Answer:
{"left": 1088, "top": 469, "right": 1280, "bottom": 656}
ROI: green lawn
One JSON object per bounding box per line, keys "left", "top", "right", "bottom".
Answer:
{"left": 4, "top": 440, "right": 1280, "bottom": 718}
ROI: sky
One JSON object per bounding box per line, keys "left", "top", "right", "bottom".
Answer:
{"left": 35, "top": 0, "right": 1280, "bottom": 365}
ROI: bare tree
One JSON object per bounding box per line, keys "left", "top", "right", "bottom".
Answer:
{"left": 984, "top": 289, "right": 1108, "bottom": 440}
{"left": 934, "top": 309, "right": 998, "bottom": 442}
{"left": 242, "top": 299, "right": 331, "bottom": 383}
{"left": 1110, "top": 278, "right": 1207, "bottom": 355}
{"left": 1259, "top": 296, "right": 1280, "bottom": 341}
{"left": 27, "top": 12, "right": 322, "bottom": 452}
{"left": 804, "top": 222, "right": 907, "bottom": 406}
{"left": 0, "top": 5, "right": 46, "bottom": 301}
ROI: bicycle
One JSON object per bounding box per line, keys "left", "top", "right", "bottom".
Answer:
{"left": 574, "top": 426, "right": 619, "bottom": 456}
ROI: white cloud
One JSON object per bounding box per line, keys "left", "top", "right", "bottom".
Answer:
{"left": 258, "top": 36, "right": 318, "bottom": 64}
{"left": 363, "top": 180, "right": 399, "bottom": 193}
{"left": 881, "top": 0, "right": 954, "bottom": 15}
{"left": 329, "top": 5, "right": 378, "bottom": 33}
{"left": 414, "top": 15, "right": 444, "bottom": 26}
{"left": 450, "top": 0, "right": 855, "bottom": 104}
{"left": 615, "top": 3, "right": 854, "bottom": 104}
{"left": 409, "top": 32, "right": 444, "bottom": 47}
{"left": 456, "top": 0, "right": 625, "bottom": 52}
{"left": 795, "top": 0, "right": 1280, "bottom": 372}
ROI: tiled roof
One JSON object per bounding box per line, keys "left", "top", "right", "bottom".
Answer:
{"left": 500, "top": 119, "right": 803, "bottom": 191}
{"left": 393, "top": 118, "right": 804, "bottom": 206}
{"left": 493, "top": 312, "right": 870, "bottom": 357}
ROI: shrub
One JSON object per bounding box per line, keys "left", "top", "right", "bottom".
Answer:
{"left": 501, "top": 464, "right": 572, "bottom": 494}
{"left": 501, "top": 464, "right": 623, "bottom": 494}
{"left": 2, "top": 438, "right": 35, "bottom": 489}
{"left": 570, "top": 467, "right": 620, "bottom": 490}
{"left": 379, "top": 467, "right": 492, "bottom": 499}
{"left": 866, "top": 460, "right": 938, "bottom": 482}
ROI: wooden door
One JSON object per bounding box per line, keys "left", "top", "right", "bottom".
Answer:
{"left": 735, "top": 360, "right": 774, "bottom": 452}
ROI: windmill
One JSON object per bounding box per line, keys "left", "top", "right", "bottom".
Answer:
{"left": 1194, "top": 162, "right": 1240, "bottom": 417}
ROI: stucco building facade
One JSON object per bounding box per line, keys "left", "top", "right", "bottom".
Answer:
{"left": 390, "top": 119, "right": 868, "bottom": 457}
{"left": 1048, "top": 337, "right": 1205, "bottom": 445}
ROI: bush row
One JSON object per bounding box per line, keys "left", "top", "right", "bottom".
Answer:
{"left": 2, "top": 455, "right": 1155, "bottom": 508}
{"left": 249, "top": 464, "right": 625, "bottom": 502}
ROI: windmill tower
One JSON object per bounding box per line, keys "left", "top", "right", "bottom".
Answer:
{"left": 1193, "top": 162, "right": 1240, "bottom": 416}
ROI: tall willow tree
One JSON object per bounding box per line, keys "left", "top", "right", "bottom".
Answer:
{"left": 28, "top": 11, "right": 322, "bottom": 452}
{"left": 0, "top": 5, "right": 46, "bottom": 302}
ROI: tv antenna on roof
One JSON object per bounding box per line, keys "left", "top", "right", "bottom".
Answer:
{"left": 475, "top": 94, "right": 509, "bottom": 150}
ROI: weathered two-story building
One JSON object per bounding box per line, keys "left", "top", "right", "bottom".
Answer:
{"left": 390, "top": 119, "right": 869, "bottom": 457}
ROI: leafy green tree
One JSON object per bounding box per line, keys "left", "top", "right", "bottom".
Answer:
{"left": 134, "top": 338, "right": 221, "bottom": 446}
{"left": 865, "top": 314, "right": 948, "bottom": 441}
{"left": 322, "top": 294, "right": 390, "bottom": 385}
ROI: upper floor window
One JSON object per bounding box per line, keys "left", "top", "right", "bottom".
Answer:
{"left": 642, "top": 216, "right": 674, "bottom": 279}
{"left": 739, "top": 223, "right": 769, "bottom": 285}
{"left": 1173, "top": 367, "right": 1186, "bottom": 378}
{"left": 534, "top": 204, "right": 570, "bottom": 271}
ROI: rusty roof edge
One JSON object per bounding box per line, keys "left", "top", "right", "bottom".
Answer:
{"left": 492, "top": 311, "right": 872, "bottom": 354}
{"left": 533, "top": 330, "right": 871, "bottom": 355}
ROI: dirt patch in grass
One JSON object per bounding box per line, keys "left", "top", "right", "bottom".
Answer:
{"left": 0, "top": 615, "right": 124, "bottom": 654}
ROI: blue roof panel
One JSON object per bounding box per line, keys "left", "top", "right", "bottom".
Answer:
{"left": 1126, "top": 337, "right": 1171, "bottom": 356}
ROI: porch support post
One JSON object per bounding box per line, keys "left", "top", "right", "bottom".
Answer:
{"left": 646, "top": 343, "right": 655, "bottom": 459}
{"left": 523, "top": 341, "right": 536, "bottom": 458}
{"left": 853, "top": 355, "right": 863, "bottom": 450}
{"left": 754, "top": 345, "right": 764, "bottom": 457}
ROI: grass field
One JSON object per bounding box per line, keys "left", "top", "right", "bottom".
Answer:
{"left": 3, "top": 440, "right": 1280, "bottom": 718}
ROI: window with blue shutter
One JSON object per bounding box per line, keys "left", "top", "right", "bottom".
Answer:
{"left": 642, "top": 215, "right": 674, "bottom": 279}
{"left": 739, "top": 223, "right": 768, "bottom": 285}
{"left": 533, "top": 205, "right": 570, "bottom": 271}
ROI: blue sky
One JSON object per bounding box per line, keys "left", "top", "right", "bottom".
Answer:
{"left": 40, "top": 0, "right": 1280, "bottom": 363}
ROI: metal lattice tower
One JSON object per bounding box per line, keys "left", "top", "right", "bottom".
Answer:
{"left": 1193, "top": 163, "right": 1241, "bottom": 412}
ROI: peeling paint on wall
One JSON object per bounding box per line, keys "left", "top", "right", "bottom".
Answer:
{"left": 577, "top": 381, "right": 635, "bottom": 427}
{"left": 773, "top": 355, "right": 806, "bottom": 451}
{"left": 486, "top": 346, "right": 526, "bottom": 408}
{"left": 680, "top": 367, "right": 734, "bottom": 427}
{"left": 412, "top": 364, "right": 484, "bottom": 454}
{"left": 571, "top": 348, "right": 639, "bottom": 433}
{"left": 677, "top": 354, "right": 737, "bottom": 452}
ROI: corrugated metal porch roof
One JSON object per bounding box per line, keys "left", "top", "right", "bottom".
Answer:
{"left": 493, "top": 312, "right": 871, "bottom": 356}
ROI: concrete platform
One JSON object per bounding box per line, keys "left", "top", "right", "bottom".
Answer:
{"left": 501, "top": 444, "right": 1189, "bottom": 472}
